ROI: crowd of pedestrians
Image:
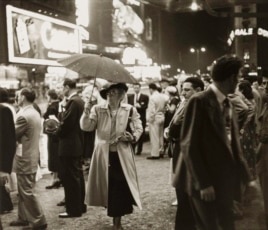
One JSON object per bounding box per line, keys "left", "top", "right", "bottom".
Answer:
{"left": 0, "top": 54, "right": 268, "bottom": 230}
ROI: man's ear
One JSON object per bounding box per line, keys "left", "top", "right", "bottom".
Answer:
{"left": 196, "top": 87, "right": 201, "bottom": 92}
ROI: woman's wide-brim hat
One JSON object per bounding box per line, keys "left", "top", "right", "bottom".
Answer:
{"left": 100, "top": 82, "right": 128, "bottom": 99}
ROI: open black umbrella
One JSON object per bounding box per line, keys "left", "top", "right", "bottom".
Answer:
{"left": 58, "top": 53, "right": 138, "bottom": 84}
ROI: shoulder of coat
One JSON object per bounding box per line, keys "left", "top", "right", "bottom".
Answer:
{"left": 121, "top": 103, "right": 132, "bottom": 110}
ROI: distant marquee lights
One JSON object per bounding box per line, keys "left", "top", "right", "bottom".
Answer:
{"left": 228, "top": 27, "right": 268, "bottom": 46}
{"left": 258, "top": 28, "right": 268, "bottom": 38}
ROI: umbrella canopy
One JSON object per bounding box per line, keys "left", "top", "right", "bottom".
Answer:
{"left": 58, "top": 53, "right": 138, "bottom": 84}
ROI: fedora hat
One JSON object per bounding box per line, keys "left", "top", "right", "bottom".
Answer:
{"left": 100, "top": 82, "right": 128, "bottom": 99}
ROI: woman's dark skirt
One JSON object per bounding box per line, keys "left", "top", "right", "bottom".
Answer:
{"left": 108, "top": 151, "right": 136, "bottom": 217}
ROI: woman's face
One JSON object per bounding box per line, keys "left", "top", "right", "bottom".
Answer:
{"left": 107, "top": 88, "right": 124, "bottom": 102}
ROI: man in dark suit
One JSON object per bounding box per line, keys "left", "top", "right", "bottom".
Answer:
{"left": 256, "top": 75, "right": 268, "bottom": 229}
{"left": 0, "top": 101, "right": 16, "bottom": 228}
{"left": 0, "top": 88, "right": 16, "bottom": 217}
{"left": 57, "top": 79, "right": 86, "bottom": 218}
{"left": 167, "top": 77, "right": 204, "bottom": 230}
{"left": 127, "top": 83, "right": 149, "bottom": 155}
{"left": 177, "top": 55, "right": 253, "bottom": 230}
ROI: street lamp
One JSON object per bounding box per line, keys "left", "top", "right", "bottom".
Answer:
{"left": 190, "top": 47, "right": 206, "bottom": 72}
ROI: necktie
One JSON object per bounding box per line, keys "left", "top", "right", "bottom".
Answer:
{"left": 223, "top": 98, "right": 231, "bottom": 128}
{"left": 136, "top": 94, "right": 139, "bottom": 103}
{"left": 223, "top": 98, "right": 232, "bottom": 142}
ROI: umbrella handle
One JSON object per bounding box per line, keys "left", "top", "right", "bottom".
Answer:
{"left": 88, "top": 76, "right": 97, "bottom": 102}
{"left": 88, "top": 54, "right": 102, "bottom": 102}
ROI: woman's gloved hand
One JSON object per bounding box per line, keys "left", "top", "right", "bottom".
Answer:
{"left": 118, "top": 131, "right": 135, "bottom": 143}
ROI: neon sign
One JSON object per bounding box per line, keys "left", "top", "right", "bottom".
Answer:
{"left": 258, "top": 28, "right": 268, "bottom": 38}
{"left": 227, "top": 27, "right": 268, "bottom": 46}
{"left": 6, "top": 5, "right": 81, "bottom": 66}
{"left": 40, "top": 22, "right": 79, "bottom": 53}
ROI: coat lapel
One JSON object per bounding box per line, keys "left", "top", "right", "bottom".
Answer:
{"left": 207, "top": 89, "right": 237, "bottom": 158}
{"left": 206, "top": 90, "right": 225, "bottom": 136}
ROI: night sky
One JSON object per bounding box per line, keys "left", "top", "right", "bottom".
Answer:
{"left": 160, "top": 10, "right": 233, "bottom": 74}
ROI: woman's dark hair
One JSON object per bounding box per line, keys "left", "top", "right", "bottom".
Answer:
{"left": 238, "top": 80, "right": 254, "bottom": 100}
{"left": 47, "top": 89, "right": 58, "bottom": 100}
{"left": 148, "top": 83, "right": 158, "bottom": 90}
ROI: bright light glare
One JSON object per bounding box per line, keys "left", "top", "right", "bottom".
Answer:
{"left": 190, "top": 48, "right": 195, "bottom": 53}
{"left": 190, "top": 2, "right": 199, "bottom": 11}
{"left": 190, "top": 47, "right": 206, "bottom": 53}
{"left": 76, "top": 0, "right": 89, "bottom": 27}
{"left": 122, "top": 47, "right": 147, "bottom": 65}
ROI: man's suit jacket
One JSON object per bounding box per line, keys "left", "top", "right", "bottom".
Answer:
{"left": 0, "top": 104, "right": 16, "bottom": 174}
{"left": 146, "top": 91, "right": 167, "bottom": 124}
{"left": 168, "top": 100, "right": 187, "bottom": 174}
{"left": 178, "top": 89, "right": 251, "bottom": 198}
{"left": 127, "top": 93, "right": 149, "bottom": 127}
{"left": 57, "top": 94, "right": 84, "bottom": 157}
{"left": 13, "top": 105, "right": 41, "bottom": 174}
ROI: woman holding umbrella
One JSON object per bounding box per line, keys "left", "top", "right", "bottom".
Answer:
{"left": 80, "top": 82, "right": 143, "bottom": 230}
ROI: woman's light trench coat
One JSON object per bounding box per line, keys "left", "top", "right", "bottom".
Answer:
{"left": 80, "top": 102, "right": 143, "bottom": 210}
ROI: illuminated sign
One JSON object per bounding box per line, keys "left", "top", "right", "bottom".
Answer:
{"left": 227, "top": 28, "right": 254, "bottom": 46}
{"left": 75, "top": 0, "right": 89, "bottom": 27}
{"left": 6, "top": 5, "right": 82, "bottom": 66}
{"left": 258, "top": 28, "right": 268, "bottom": 38}
{"left": 227, "top": 27, "right": 268, "bottom": 46}
{"left": 125, "top": 65, "right": 161, "bottom": 81}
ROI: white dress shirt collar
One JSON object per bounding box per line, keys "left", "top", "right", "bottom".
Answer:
{"left": 210, "top": 83, "right": 226, "bottom": 105}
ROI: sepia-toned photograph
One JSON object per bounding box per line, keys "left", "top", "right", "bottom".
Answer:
{"left": 0, "top": 0, "right": 267, "bottom": 229}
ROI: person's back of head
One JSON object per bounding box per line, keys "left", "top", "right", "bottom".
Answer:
{"left": 211, "top": 55, "right": 243, "bottom": 82}
{"left": 63, "top": 78, "right": 76, "bottom": 89}
{"left": 47, "top": 89, "right": 58, "bottom": 100}
{"left": 0, "top": 87, "right": 9, "bottom": 103}
{"left": 148, "top": 83, "right": 158, "bottom": 91}
{"left": 238, "top": 80, "right": 254, "bottom": 100}
{"left": 20, "top": 87, "right": 36, "bottom": 103}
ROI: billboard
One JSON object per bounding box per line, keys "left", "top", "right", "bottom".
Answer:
{"left": 6, "top": 5, "right": 82, "bottom": 66}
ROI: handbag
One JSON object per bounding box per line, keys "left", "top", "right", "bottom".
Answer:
{"left": 126, "top": 106, "right": 137, "bottom": 143}
{"left": 126, "top": 106, "right": 133, "bottom": 134}
{"left": 43, "top": 118, "right": 59, "bottom": 135}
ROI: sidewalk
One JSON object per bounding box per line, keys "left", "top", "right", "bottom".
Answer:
{"left": 2, "top": 139, "right": 266, "bottom": 229}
